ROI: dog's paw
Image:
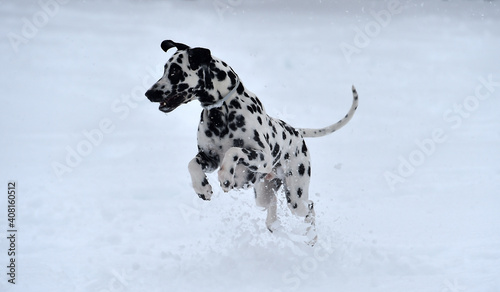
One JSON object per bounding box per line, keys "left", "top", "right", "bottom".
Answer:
{"left": 193, "top": 177, "right": 213, "bottom": 201}
{"left": 197, "top": 192, "right": 211, "bottom": 201}
{"left": 217, "top": 166, "right": 235, "bottom": 192}
{"left": 266, "top": 219, "right": 282, "bottom": 233}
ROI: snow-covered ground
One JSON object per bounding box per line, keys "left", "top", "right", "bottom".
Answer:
{"left": 1, "top": 0, "right": 499, "bottom": 291}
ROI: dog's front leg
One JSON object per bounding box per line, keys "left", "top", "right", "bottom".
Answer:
{"left": 188, "top": 150, "right": 220, "bottom": 200}
{"left": 218, "top": 147, "right": 273, "bottom": 192}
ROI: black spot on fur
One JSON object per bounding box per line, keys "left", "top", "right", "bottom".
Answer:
{"left": 235, "top": 115, "right": 245, "bottom": 128}
{"left": 196, "top": 150, "right": 220, "bottom": 172}
{"left": 255, "top": 98, "right": 263, "bottom": 108}
{"left": 177, "top": 83, "right": 189, "bottom": 92}
{"left": 216, "top": 70, "right": 227, "bottom": 81}
{"left": 271, "top": 143, "right": 280, "bottom": 157}
{"left": 227, "top": 111, "right": 235, "bottom": 122}
{"left": 229, "top": 99, "right": 241, "bottom": 109}
{"left": 242, "top": 148, "right": 258, "bottom": 161}
{"left": 247, "top": 171, "right": 256, "bottom": 183}
{"left": 265, "top": 133, "right": 270, "bottom": 145}
{"left": 198, "top": 92, "right": 216, "bottom": 106}
{"left": 301, "top": 140, "right": 308, "bottom": 156}
{"left": 233, "top": 138, "right": 244, "bottom": 147}
{"left": 236, "top": 82, "right": 244, "bottom": 94}
{"left": 298, "top": 164, "right": 305, "bottom": 176}
{"left": 227, "top": 70, "right": 236, "bottom": 85}
{"left": 297, "top": 188, "right": 303, "bottom": 198}
{"left": 253, "top": 130, "right": 265, "bottom": 149}
{"left": 207, "top": 109, "right": 228, "bottom": 138}
{"left": 188, "top": 47, "right": 211, "bottom": 70}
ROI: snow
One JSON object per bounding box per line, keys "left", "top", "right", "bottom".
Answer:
{"left": 1, "top": 0, "right": 499, "bottom": 291}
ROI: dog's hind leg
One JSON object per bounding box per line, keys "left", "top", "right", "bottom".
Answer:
{"left": 254, "top": 178, "right": 282, "bottom": 232}
{"left": 283, "top": 173, "right": 318, "bottom": 246}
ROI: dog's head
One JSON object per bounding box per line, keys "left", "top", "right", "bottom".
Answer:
{"left": 145, "top": 40, "right": 238, "bottom": 113}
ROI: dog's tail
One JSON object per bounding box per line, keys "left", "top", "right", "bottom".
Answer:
{"left": 298, "top": 85, "right": 358, "bottom": 138}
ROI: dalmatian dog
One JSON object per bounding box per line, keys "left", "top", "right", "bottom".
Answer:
{"left": 145, "top": 40, "right": 358, "bottom": 245}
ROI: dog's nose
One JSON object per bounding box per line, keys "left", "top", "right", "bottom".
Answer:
{"left": 145, "top": 89, "right": 164, "bottom": 102}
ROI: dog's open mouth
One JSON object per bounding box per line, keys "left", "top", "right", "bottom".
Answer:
{"left": 159, "top": 101, "right": 172, "bottom": 113}
{"left": 158, "top": 94, "right": 185, "bottom": 113}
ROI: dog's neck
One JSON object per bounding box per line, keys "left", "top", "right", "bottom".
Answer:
{"left": 202, "top": 78, "right": 240, "bottom": 111}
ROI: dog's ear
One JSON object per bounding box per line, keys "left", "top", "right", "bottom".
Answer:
{"left": 188, "top": 47, "right": 212, "bottom": 70}
{"left": 160, "top": 40, "right": 189, "bottom": 52}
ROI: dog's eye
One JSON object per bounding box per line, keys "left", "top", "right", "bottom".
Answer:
{"left": 167, "top": 64, "right": 184, "bottom": 83}
{"left": 168, "top": 66, "right": 181, "bottom": 78}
